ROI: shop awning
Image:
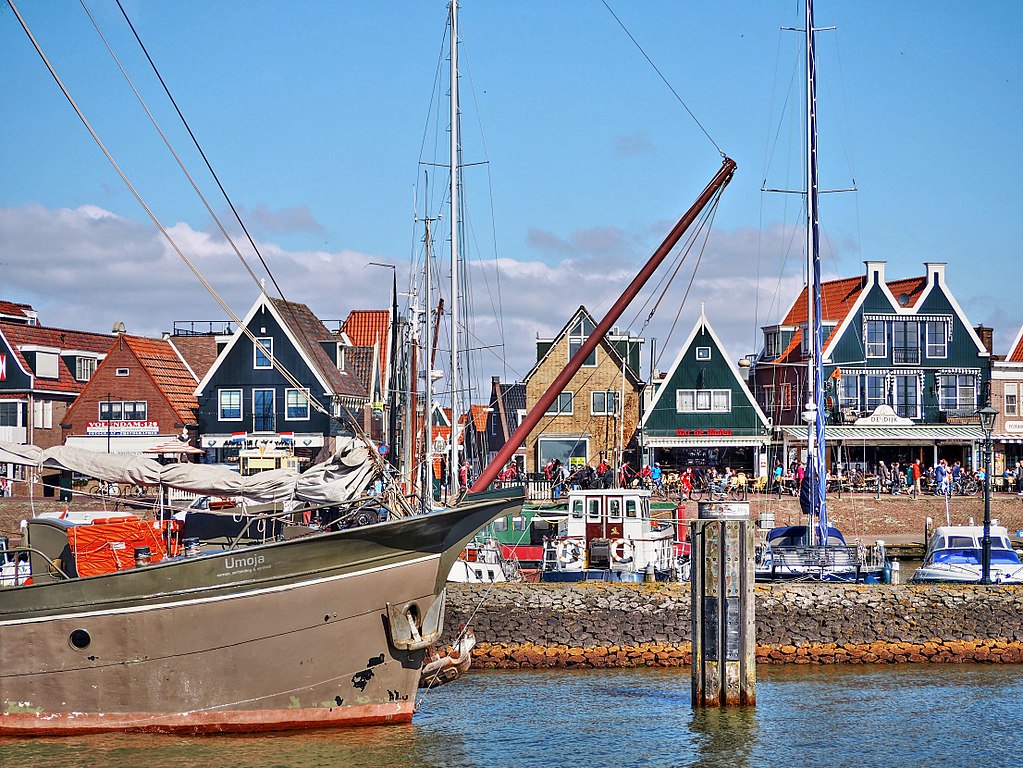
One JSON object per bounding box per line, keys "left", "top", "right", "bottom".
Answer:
{"left": 644, "top": 435, "right": 770, "bottom": 448}
{"left": 779, "top": 425, "right": 984, "bottom": 444}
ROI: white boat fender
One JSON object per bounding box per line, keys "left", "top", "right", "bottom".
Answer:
{"left": 557, "top": 541, "right": 582, "bottom": 565}
{"left": 610, "top": 538, "right": 631, "bottom": 563}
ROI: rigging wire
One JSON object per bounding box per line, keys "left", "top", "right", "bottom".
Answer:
{"left": 600, "top": 0, "right": 725, "bottom": 158}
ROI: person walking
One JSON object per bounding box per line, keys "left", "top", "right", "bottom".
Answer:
{"left": 1017, "top": 461, "right": 1023, "bottom": 497}
{"left": 773, "top": 460, "right": 784, "bottom": 499}
{"left": 878, "top": 461, "right": 891, "bottom": 497}
{"left": 911, "top": 459, "right": 922, "bottom": 499}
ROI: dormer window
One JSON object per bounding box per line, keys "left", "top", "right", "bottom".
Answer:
{"left": 35, "top": 351, "right": 59, "bottom": 379}
{"left": 76, "top": 357, "right": 96, "bottom": 382}
{"left": 764, "top": 331, "right": 781, "bottom": 358}
{"left": 337, "top": 345, "right": 346, "bottom": 372}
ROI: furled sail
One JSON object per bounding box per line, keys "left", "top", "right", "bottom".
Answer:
{"left": 0, "top": 438, "right": 380, "bottom": 505}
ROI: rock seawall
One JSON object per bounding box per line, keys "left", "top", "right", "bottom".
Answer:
{"left": 442, "top": 583, "right": 1023, "bottom": 666}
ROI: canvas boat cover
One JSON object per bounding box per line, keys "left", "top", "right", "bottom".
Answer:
{"left": 0, "top": 438, "right": 381, "bottom": 505}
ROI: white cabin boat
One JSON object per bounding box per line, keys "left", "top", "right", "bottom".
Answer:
{"left": 912, "top": 525, "right": 1023, "bottom": 584}
{"left": 541, "top": 488, "right": 686, "bottom": 582}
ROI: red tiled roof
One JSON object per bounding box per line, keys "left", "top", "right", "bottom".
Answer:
{"left": 0, "top": 301, "right": 34, "bottom": 321}
{"left": 121, "top": 335, "right": 199, "bottom": 424}
{"left": 1007, "top": 325, "right": 1023, "bottom": 364}
{"left": 344, "top": 346, "right": 374, "bottom": 399}
{"left": 340, "top": 310, "right": 390, "bottom": 389}
{"left": 465, "top": 404, "right": 490, "bottom": 433}
{"left": 774, "top": 274, "right": 927, "bottom": 362}
{"left": 0, "top": 321, "right": 112, "bottom": 395}
{"left": 169, "top": 335, "right": 220, "bottom": 381}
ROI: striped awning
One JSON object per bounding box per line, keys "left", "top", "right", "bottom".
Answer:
{"left": 780, "top": 425, "right": 983, "bottom": 444}
{"left": 644, "top": 435, "right": 770, "bottom": 448}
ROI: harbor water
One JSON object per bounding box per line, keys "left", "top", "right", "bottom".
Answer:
{"left": 2, "top": 664, "right": 1018, "bottom": 768}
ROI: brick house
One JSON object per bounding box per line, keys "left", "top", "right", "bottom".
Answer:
{"left": 61, "top": 333, "right": 201, "bottom": 453}
{"left": 522, "top": 307, "right": 644, "bottom": 473}
{"left": 992, "top": 324, "right": 1023, "bottom": 474}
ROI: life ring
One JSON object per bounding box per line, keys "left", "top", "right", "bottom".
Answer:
{"left": 557, "top": 541, "right": 582, "bottom": 565}
{"left": 610, "top": 538, "right": 630, "bottom": 563}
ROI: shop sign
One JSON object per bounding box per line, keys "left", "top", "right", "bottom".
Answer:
{"left": 86, "top": 420, "right": 159, "bottom": 436}
{"left": 1006, "top": 421, "right": 1023, "bottom": 434}
{"left": 676, "top": 428, "right": 734, "bottom": 437}
{"left": 854, "top": 404, "right": 914, "bottom": 427}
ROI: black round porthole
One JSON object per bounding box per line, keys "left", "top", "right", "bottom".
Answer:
{"left": 69, "top": 629, "right": 91, "bottom": 650}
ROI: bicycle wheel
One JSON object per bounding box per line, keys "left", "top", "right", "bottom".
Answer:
{"left": 690, "top": 486, "right": 704, "bottom": 502}
{"left": 965, "top": 480, "right": 979, "bottom": 496}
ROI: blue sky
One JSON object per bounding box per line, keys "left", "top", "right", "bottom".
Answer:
{"left": 1, "top": 1, "right": 1020, "bottom": 392}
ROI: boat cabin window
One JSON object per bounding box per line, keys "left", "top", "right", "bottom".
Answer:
{"left": 587, "top": 499, "right": 600, "bottom": 520}
{"left": 492, "top": 517, "right": 509, "bottom": 532}
{"left": 608, "top": 499, "right": 622, "bottom": 521}
{"left": 946, "top": 536, "right": 975, "bottom": 549}
{"left": 994, "top": 537, "right": 1012, "bottom": 550}
{"left": 512, "top": 516, "right": 527, "bottom": 532}
{"left": 625, "top": 498, "right": 638, "bottom": 518}
{"left": 571, "top": 500, "right": 584, "bottom": 519}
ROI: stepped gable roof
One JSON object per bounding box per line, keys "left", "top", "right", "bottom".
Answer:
{"left": 270, "top": 298, "right": 365, "bottom": 399}
{"left": 0, "top": 301, "right": 34, "bottom": 323}
{"left": 0, "top": 320, "right": 112, "bottom": 394}
{"left": 344, "top": 345, "right": 375, "bottom": 399}
{"left": 1007, "top": 325, "right": 1023, "bottom": 364}
{"left": 772, "top": 273, "right": 927, "bottom": 362}
{"left": 168, "top": 334, "right": 219, "bottom": 381}
{"left": 340, "top": 309, "right": 390, "bottom": 388}
{"left": 119, "top": 335, "right": 199, "bottom": 424}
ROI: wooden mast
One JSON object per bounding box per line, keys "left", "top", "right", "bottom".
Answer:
{"left": 470, "top": 156, "right": 737, "bottom": 494}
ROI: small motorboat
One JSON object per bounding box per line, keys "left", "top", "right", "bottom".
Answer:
{"left": 912, "top": 524, "right": 1023, "bottom": 584}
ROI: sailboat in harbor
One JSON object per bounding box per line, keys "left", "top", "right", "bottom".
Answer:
{"left": 754, "top": 0, "right": 888, "bottom": 583}
{"left": 0, "top": 0, "right": 736, "bottom": 734}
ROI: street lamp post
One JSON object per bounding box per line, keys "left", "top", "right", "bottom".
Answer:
{"left": 976, "top": 404, "right": 998, "bottom": 585}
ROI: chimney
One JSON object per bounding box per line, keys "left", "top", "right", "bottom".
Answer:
{"left": 863, "top": 261, "right": 886, "bottom": 285}
{"left": 974, "top": 325, "right": 994, "bottom": 355}
{"left": 924, "top": 262, "right": 946, "bottom": 286}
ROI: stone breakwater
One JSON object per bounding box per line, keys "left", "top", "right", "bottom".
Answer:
{"left": 442, "top": 583, "right": 1023, "bottom": 666}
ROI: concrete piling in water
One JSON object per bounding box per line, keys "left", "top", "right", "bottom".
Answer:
{"left": 691, "top": 501, "right": 755, "bottom": 707}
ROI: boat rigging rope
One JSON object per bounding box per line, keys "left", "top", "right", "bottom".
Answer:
{"left": 600, "top": 0, "right": 726, "bottom": 159}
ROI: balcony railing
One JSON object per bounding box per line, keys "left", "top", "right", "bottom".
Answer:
{"left": 892, "top": 346, "right": 921, "bottom": 364}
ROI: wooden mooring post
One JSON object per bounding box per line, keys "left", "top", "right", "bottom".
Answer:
{"left": 691, "top": 501, "right": 756, "bottom": 707}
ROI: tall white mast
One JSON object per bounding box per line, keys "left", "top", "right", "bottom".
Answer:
{"left": 423, "top": 217, "right": 435, "bottom": 513}
{"left": 448, "top": 0, "right": 461, "bottom": 497}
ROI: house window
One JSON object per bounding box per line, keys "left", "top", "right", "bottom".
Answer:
{"left": 892, "top": 374, "right": 920, "bottom": 419}
{"left": 938, "top": 374, "right": 976, "bottom": 413}
{"left": 568, "top": 317, "right": 597, "bottom": 367}
{"left": 863, "top": 375, "right": 886, "bottom": 411}
{"left": 34, "top": 352, "right": 59, "bottom": 379}
{"left": 865, "top": 320, "right": 887, "bottom": 358}
{"left": 591, "top": 391, "right": 619, "bottom": 416}
{"left": 838, "top": 376, "right": 859, "bottom": 409}
{"left": 98, "top": 401, "right": 122, "bottom": 421}
{"left": 286, "top": 388, "right": 310, "bottom": 420}
{"left": 253, "top": 388, "right": 275, "bottom": 432}
{"left": 677, "top": 389, "right": 730, "bottom": 413}
{"left": 116, "top": 368, "right": 130, "bottom": 377}
{"left": 545, "top": 392, "right": 574, "bottom": 415}
{"left": 253, "top": 337, "right": 273, "bottom": 369}
{"left": 219, "top": 389, "right": 242, "bottom": 421}
{"left": 892, "top": 320, "right": 921, "bottom": 365}
{"left": 764, "top": 331, "right": 781, "bottom": 359}
{"left": 696, "top": 347, "right": 711, "bottom": 361}
{"left": 121, "top": 401, "right": 147, "bottom": 421}
{"left": 33, "top": 400, "right": 52, "bottom": 429}
{"left": 1006, "top": 383, "right": 1019, "bottom": 417}
{"left": 925, "top": 321, "right": 947, "bottom": 358}
{"left": 75, "top": 357, "right": 96, "bottom": 382}
{"left": 0, "top": 402, "right": 20, "bottom": 427}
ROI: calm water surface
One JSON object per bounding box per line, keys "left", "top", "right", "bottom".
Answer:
{"left": 2, "top": 665, "right": 1018, "bottom": 768}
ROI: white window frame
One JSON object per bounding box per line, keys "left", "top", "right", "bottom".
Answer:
{"left": 864, "top": 375, "right": 886, "bottom": 411}
{"left": 764, "top": 331, "right": 781, "bottom": 359}
{"left": 1006, "top": 383, "right": 1019, "bottom": 417}
{"left": 35, "top": 351, "right": 59, "bottom": 379}
{"left": 892, "top": 374, "right": 920, "bottom": 419}
{"left": 696, "top": 346, "right": 711, "bottom": 361}
{"left": 925, "top": 321, "right": 947, "bottom": 359}
{"left": 285, "top": 388, "right": 311, "bottom": 421}
{"left": 115, "top": 367, "right": 130, "bottom": 377}
{"left": 545, "top": 392, "right": 574, "bottom": 416}
{"left": 219, "top": 388, "right": 243, "bottom": 421}
{"left": 253, "top": 337, "right": 274, "bottom": 369}
{"left": 33, "top": 400, "right": 53, "bottom": 429}
{"left": 762, "top": 385, "right": 776, "bottom": 410}
{"left": 677, "top": 389, "right": 731, "bottom": 413}
{"left": 865, "top": 319, "right": 887, "bottom": 358}
{"left": 75, "top": 357, "right": 96, "bottom": 382}
{"left": 567, "top": 317, "right": 597, "bottom": 367}
{"left": 590, "top": 391, "right": 619, "bottom": 416}
{"left": 838, "top": 375, "right": 860, "bottom": 409}
{"left": 938, "top": 374, "right": 976, "bottom": 413}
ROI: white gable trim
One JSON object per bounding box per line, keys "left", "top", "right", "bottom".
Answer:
{"left": 641, "top": 312, "right": 769, "bottom": 430}
{"left": 1006, "top": 325, "right": 1023, "bottom": 363}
